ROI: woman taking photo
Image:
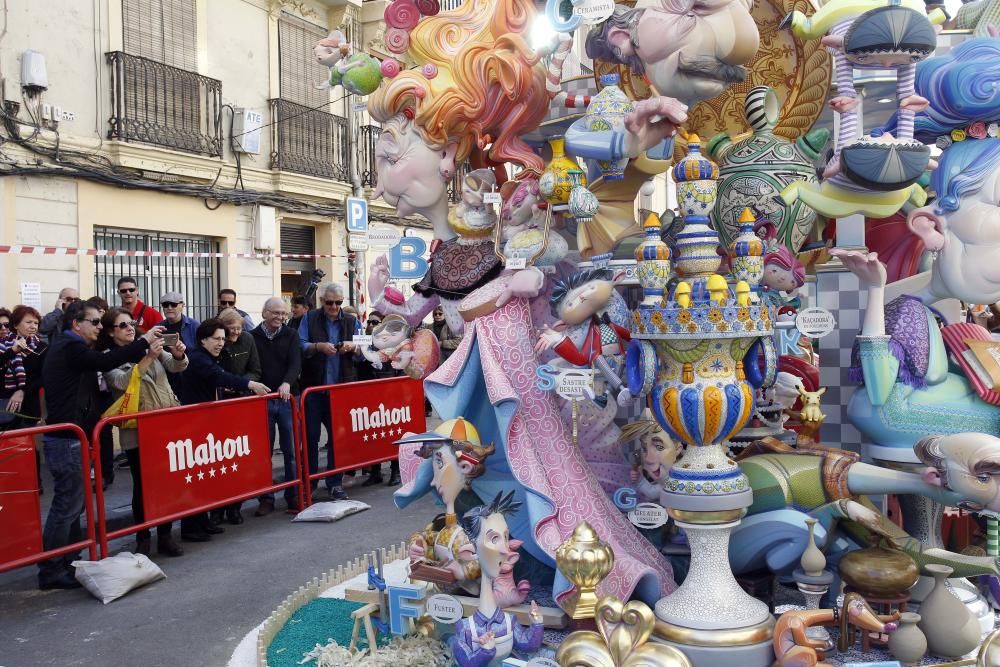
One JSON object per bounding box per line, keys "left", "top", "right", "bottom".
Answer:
{"left": 179, "top": 318, "right": 269, "bottom": 539}
{"left": 100, "top": 308, "right": 188, "bottom": 557}
{"left": 213, "top": 308, "right": 263, "bottom": 524}
{"left": 1, "top": 305, "right": 48, "bottom": 428}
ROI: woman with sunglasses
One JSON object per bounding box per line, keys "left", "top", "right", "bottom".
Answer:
{"left": 100, "top": 308, "right": 188, "bottom": 558}
{"left": 178, "top": 318, "right": 269, "bottom": 541}
{"left": 212, "top": 308, "right": 263, "bottom": 525}
{"left": 0, "top": 305, "right": 48, "bottom": 429}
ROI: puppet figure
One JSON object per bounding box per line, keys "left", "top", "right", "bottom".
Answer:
{"left": 761, "top": 245, "right": 805, "bottom": 313}
{"left": 401, "top": 418, "right": 496, "bottom": 595}
{"left": 451, "top": 168, "right": 499, "bottom": 235}
{"left": 362, "top": 314, "right": 440, "bottom": 381}
{"left": 618, "top": 415, "right": 683, "bottom": 504}
{"left": 535, "top": 268, "right": 632, "bottom": 407}
{"left": 451, "top": 491, "right": 544, "bottom": 667}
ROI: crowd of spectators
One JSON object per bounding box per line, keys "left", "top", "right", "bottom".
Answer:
{"left": 0, "top": 278, "right": 458, "bottom": 590}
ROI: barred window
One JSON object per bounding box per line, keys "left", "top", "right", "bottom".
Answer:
{"left": 278, "top": 13, "right": 330, "bottom": 109}
{"left": 122, "top": 0, "right": 197, "bottom": 71}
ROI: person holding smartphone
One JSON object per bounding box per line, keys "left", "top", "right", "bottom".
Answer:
{"left": 39, "top": 287, "right": 80, "bottom": 342}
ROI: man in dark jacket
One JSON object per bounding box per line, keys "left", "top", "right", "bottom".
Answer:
{"left": 39, "top": 301, "right": 160, "bottom": 589}
{"left": 251, "top": 297, "right": 302, "bottom": 515}
{"left": 298, "top": 283, "right": 358, "bottom": 500}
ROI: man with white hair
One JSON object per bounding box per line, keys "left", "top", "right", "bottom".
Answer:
{"left": 298, "top": 283, "right": 359, "bottom": 500}
{"left": 252, "top": 297, "right": 302, "bottom": 515}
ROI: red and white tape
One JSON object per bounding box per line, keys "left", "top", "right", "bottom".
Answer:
{"left": 0, "top": 244, "right": 349, "bottom": 260}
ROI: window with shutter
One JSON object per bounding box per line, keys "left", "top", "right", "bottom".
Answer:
{"left": 280, "top": 224, "right": 317, "bottom": 272}
{"left": 122, "top": 0, "right": 197, "bottom": 71}
{"left": 278, "top": 13, "right": 329, "bottom": 109}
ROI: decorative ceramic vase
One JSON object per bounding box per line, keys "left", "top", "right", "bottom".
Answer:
{"left": 729, "top": 208, "right": 764, "bottom": 288}
{"left": 672, "top": 135, "right": 722, "bottom": 279}
{"left": 583, "top": 73, "right": 634, "bottom": 181}
{"left": 539, "top": 136, "right": 582, "bottom": 206}
{"left": 917, "top": 564, "right": 982, "bottom": 658}
{"left": 799, "top": 518, "right": 825, "bottom": 576}
{"left": 888, "top": 612, "right": 927, "bottom": 666}
{"left": 634, "top": 212, "right": 672, "bottom": 308}
{"left": 838, "top": 544, "right": 919, "bottom": 598}
{"left": 555, "top": 522, "right": 615, "bottom": 620}
{"left": 707, "top": 86, "right": 828, "bottom": 252}
{"left": 567, "top": 169, "right": 599, "bottom": 224}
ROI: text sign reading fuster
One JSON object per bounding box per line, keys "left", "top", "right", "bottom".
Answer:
{"left": 138, "top": 399, "right": 273, "bottom": 522}
{"left": 425, "top": 593, "right": 464, "bottom": 624}
{"left": 328, "top": 376, "right": 427, "bottom": 469}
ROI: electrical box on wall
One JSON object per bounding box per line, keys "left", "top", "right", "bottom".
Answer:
{"left": 233, "top": 108, "right": 263, "bottom": 154}
{"left": 254, "top": 205, "right": 277, "bottom": 251}
{"left": 20, "top": 50, "right": 48, "bottom": 92}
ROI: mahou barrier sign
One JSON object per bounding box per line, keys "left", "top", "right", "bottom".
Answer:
{"left": 138, "top": 399, "right": 273, "bottom": 521}
{"left": 327, "top": 377, "right": 427, "bottom": 469}
{"left": 0, "top": 434, "right": 43, "bottom": 563}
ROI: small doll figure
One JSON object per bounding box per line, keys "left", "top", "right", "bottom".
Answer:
{"left": 618, "top": 415, "right": 683, "bottom": 504}
{"left": 535, "top": 268, "right": 632, "bottom": 406}
{"left": 402, "top": 419, "right": 496, "bottom": 595}
{"left": 761, "top": 245, "right": 805, "bottom": 313}
{"left": 314, "top": 30, "right": 350, "bottom": 68}
{"left": 499, "top": 175, "right": 569, "bottom": 267}
{"left": 451, "top": 491, "right": 544, "bottom": 667}
{"left": 362, "top": 314, "right": 440, "bottom": 380}
{"left": 450, "top": 168, "right": 499, "bottom": 235}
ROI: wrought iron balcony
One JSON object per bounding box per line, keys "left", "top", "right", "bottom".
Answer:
{"left": 269, "top": 98, "right": 350, "bottom": 181}
{"left": 360, "top": 124, "right": 381, "bottom": 189}
{"left": 106, "top": 51, "right": 223, "bottom": 157}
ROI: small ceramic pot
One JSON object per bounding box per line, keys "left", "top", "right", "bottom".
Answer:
{"left": 799, "top": 518, "right": 826, "bottom": 576}
{"left": 917, "top": 564, "right": 982, "bottom": 658}
{"left": 888, "top": 612, "right": 927, "bottom": 666}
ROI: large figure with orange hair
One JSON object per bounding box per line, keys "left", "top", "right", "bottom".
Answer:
{"left": 366, "top": 0, "right": 563, "bottom": 337}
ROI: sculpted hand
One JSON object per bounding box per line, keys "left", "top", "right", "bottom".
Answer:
{"left": 630, "top": 468, "right": 640, "bottom": 483}
{"left": 623, "top": 97, "right": 689, "bottom": 159}
{"left": 368, "top": 255, "right": 391, "bottom": 302}
{"left": 408, "top": 534, "right": 426, "bottom": 561}
{"left": 534, "top": 326, "right": 564, "bottom": 355}
{"left": 496, "top": 268, "right": 544, "bottom": 307}
{"left": 829, "top": 249, "right": 887, "bottom": 289}
{"left": 478, "top": 632, "right": 496, "bottom": 651}
{"left": 529, "top": 600, "right": 542, "bottom": 624}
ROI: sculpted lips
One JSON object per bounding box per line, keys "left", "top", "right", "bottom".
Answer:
{"left": 677, "top": 54, "right": 747, "bottom": 83}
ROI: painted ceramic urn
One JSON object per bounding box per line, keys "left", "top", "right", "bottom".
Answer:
{"left": 634, "top": 211, "right": 672, "bottom": 308}
{"left": 708, "top": 86, "right": 829, "bottom": 252}
{"left": 583, "top": 73, "right": 634, "bottom": 181}
{"left": 539, "top": 136, "right": 583, "bottom": 205}
{"left": 673, "top": 135, "right": 722, "bottom": 278}
{"left": 567, "top": 169, "right": 599, "bottom": 224}
{"left": 729, "top": 208, "right": 764, "bottom": 288}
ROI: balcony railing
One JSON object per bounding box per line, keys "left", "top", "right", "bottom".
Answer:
{"left": 360, "top": 124, "right": 381, "bottom": 189}
{"left": 106, "top": 51, "right": 223, "bottom": 157}
{"left": 269, "top": 98, "right": 350, "bottom": 181}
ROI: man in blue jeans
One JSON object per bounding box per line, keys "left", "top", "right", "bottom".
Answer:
{"left": 298, "top": 283, "right": 359, "bottom": 500}
{"left": 39, "top": 301, "right": 159, "bottom": 589}
{"left": 251, "top": 297, "right": 302, "bottom": 515}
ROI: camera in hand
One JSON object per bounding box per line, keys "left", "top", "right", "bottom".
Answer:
{"left": 162, "top": 333, "right": 179, "bottom": 347}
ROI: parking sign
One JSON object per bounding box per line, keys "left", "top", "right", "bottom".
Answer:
{"left": 346, "top": 197, "right": 368, "bottom": 233}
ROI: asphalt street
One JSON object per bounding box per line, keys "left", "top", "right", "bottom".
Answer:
{"left": 0, "top": 464, "right": 435, "bottom": 667}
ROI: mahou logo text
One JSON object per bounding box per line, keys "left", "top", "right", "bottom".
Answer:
{"left": 166, "top": 433, "right": 251, "bottom": 472}
{"left": 350, "top": 403, "right": 412, "bottom": 432}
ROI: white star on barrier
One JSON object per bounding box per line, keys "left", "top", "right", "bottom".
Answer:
{"left": 209, "top": 468, "right": 216, "bottom": 478}
{"left": 396, "top": 427, "right": 403, "bottom": 435}
{"left": 380, "top": 431, "right": 386, "bottom": 439}
{"left": 198, "top": 471, "right": 205, "bottom": 481}
{"left": 185, "top": 474, "right": 193, "bottom": 484}
{"left": 231, "top": 462, "right": 239, "bottom": 472}
{"left": 363, "top": 434, "right": 369, "bottom": 442}
{"left": 220, "top": 465, "right": 227, "bottom": 475}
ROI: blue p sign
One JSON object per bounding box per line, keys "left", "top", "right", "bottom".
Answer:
{"left": 346, "top": 197, "right": 368, "bottom": 233}
{"left": 389, "top": 237, "right": 429, "bottom": 279}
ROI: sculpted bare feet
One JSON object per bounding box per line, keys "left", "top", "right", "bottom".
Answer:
{"left": 829, "top": 95, "right": 860, "bottom": 113}
{"left": 899, "top": 94, "right": 929, "bottom": 113}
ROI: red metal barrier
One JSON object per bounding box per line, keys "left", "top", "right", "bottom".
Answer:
{"left": 92, "top": 394, "right": 304, "bottom": 557}
{"left": 0, "top": 423, "right": 98, "bottom": 573}
{"left": 298, "top": 377, "right": 426, "bottom": 504}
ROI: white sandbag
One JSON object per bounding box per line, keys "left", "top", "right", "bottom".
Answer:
{"left": 291, "top": 499, "right": 370, "bottom": 523}
{"left": 72, "top": 552, "right": 166, "bottom": 604}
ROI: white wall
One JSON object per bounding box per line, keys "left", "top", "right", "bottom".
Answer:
{"left": 13, "top": 177, "right": 80, "bottom": 309}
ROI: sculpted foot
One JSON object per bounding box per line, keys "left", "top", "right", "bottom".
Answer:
{"left": 900, "top": 94, "right": 930, "bottom": 113}
{"left": 821, "top": 35, "right": 844, "bottom": 49}
{"left": 823, "top": 156, "right": 842, "bottom": 179}
{"left": 829, "top": 96, "right": 860, "bottom": 113}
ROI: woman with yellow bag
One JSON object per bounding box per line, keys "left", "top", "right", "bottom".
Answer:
{"left": 100, "top": 308, "right": 188, "bottom": 557}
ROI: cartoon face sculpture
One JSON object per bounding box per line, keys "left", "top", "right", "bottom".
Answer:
{"left": 762, "top": 246, "right": 805, "bottom": 293}
{"left": 373, "top": 116, "right": 453, "bottom": 220}
{"left": 372, "top": 314, "right": 411, "bottom": 350}
{"left": 314, "top": 30, "right": 349, "bottom": 67}
{"left": 551, "top": 269, "right": 617, "bottom": 326}
{"left": 917, "top": 433, "right": 1000, "bottom": 514}
{"left": 585, "top": 0, "right": 759, "bottom": 105}
{"left": 461, "top": 492, "right": 524, "bottom": 581}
